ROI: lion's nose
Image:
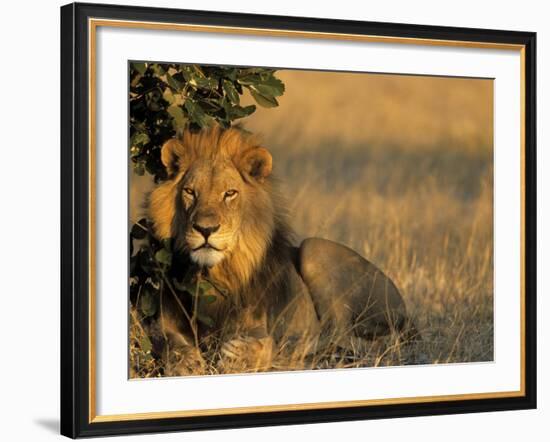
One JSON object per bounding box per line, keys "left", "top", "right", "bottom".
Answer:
{"left": 193, "top": 223, "right": 220, "bottom": 240}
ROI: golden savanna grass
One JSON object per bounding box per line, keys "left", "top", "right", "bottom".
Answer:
{"left": 130, "top": 69, "right": 493, "bottom": 376}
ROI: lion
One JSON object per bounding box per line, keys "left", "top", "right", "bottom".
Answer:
{"left": 146, "top": 125, "right": 416, "bottom": 376}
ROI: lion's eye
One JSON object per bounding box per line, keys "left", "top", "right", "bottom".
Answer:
{"left": 224, "top": 189, "right": 238, "bottom": 199}
{"left": 183, "top": 187, "right": 195, "bottom": 197}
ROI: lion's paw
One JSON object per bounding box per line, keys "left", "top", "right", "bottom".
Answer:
{"left": 165, "top": 345, "right": 206, "bottom": 377}
{"left": 219, "top": 336, "right": 274, "bottom": 373}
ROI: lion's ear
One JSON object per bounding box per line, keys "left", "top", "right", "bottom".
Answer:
{"left": 161, "top": 138, "right": 188, "bottom": 177}
{"left": 239, "top": 147, "right": 272, "bottom": 182}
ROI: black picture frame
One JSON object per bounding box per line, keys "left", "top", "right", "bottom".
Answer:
{"left": 60, "top": 2, "right": 537, "bottom": 438}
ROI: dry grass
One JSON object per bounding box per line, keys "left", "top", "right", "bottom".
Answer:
{"left": 130, "top": 69, "right": 494, "bottom": 377}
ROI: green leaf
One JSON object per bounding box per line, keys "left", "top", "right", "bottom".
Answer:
{"left": 184, "top": 100, "right": 214, "bottom": 128}
{"left": 204, "top": 294, "right": 217, "bottom": 304}
{"left": 222, "top": 80, "right": 240, "bottom": 104}
{"left": 165, "top": 73, "right": 182, "bottom": 91}
{"left": 229, "top": 104, "right": 256, "bottom": 119}
{"left": 242, "top": 67, "right": 274, "bottom": 75}
{"left": 131, "top": 131, "right": 150, "bottom": 147}
{"left": 140, "top": 286, "right": 157, "bottom": 317}
{"left": 197, "top": 314, "right": 214, "bottom": 328}
{"left": 249, "top": 89, "right": 279, "bottom": 108}
{"left": 190, "top": 76, "right": 218, "bottom": 89}
{"left": 167, "top": 104, "right": 187, "bottom": 129}
{"left": 140, "top": 335, "right": 152, "bottom": 353}
{"left": 134, "top": 162, "right": 145, "bottom": 176}
{"left": 197, "top": 280, "right": 215, "bottom": 295}
{"left": 237, "top": 74, "right": 261, "bottom": 86}
{"left": 133, "top": 62, "right": 147, "bottom": 75}
{"left": 161, "top": 238, "right": 172, "bottom": 251}
{"left": 253, "top": 81, "right": 284, "bottom": 98}
{"left": 178, "top": 65, "right": 193, "bottom": 81}
{"left": 130, "top": 145, "right": 141, "bottom": 158}
{"left": 162, "top": 90, "right": 183, "bottom": 106}
{"left": 184, "top": 99, "right": 202, "bottom": 116}
{"left": 162, "top": 88, "right": 175, "bottom": 104}
{"left": 260, "top": 75, "right": 285, "bottom": 96}
{"left": 130, "top": 73, "right": 143, "bottom": 88}
{"left": 151, "top": 64, "right": 166, "bottom": 77}
{"left": 225, "top": 69, "right": 237, "bottom": 81}
{"left": 172, "top": 278, "right": 192, "bottom": 293}
{"left": 154, "top": 248, "right": 172, "bottom": 266}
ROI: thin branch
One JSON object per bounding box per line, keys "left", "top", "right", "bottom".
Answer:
{"left": 162, "top": 274, "right": 199, "bottom": 349}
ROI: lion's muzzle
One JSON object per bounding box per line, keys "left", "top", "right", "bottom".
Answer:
{"left": 188, "top": 210, "right": 229, "bottom": 267}
{"left": 192, "top": 222, "right": 220, "bottom": 240}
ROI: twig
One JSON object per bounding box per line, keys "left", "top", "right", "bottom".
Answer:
{"left": 192, "top": 273, "right": 201, "bottom": 342}
{"left": 162, "top": 274, "right": 199, "bottom": 349}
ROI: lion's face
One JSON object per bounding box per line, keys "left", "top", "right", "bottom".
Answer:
{"left": 179, "top": 159, "right": 246, "bottom": 267}
{"left": 149, "top": 127, "right": 275, "bottom": 274}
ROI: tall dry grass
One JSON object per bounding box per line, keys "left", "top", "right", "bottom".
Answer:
{"left": 130, "top": 69, "right": 494, "bottom": 376}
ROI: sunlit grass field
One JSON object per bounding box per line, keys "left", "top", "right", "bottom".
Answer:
{"left": 130, "top": 69, "right": 494, "bottom": 376}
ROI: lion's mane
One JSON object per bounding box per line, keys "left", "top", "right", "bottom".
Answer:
{"left": 148, "top": 126, "right": 296, "bottom": 312}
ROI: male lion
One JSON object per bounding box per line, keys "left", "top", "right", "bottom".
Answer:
{"left": 147, "top": 125, "right": 416, "bottom": 375}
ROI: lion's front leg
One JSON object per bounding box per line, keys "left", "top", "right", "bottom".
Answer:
{"left": 219, "top": 335, "right": 274, "bottom": 373}
{"left": 218, "top": 307, "right": 274, "bottom": 373}
{"left": 164, "top": 343, "right": 206, "bottom": 377}
{"left": 153, "top": 304, "right": 207, "bottom": 377}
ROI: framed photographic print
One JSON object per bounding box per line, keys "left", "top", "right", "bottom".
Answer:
{"left": 60, "top": 2, "right": 537, "bottom": 438}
